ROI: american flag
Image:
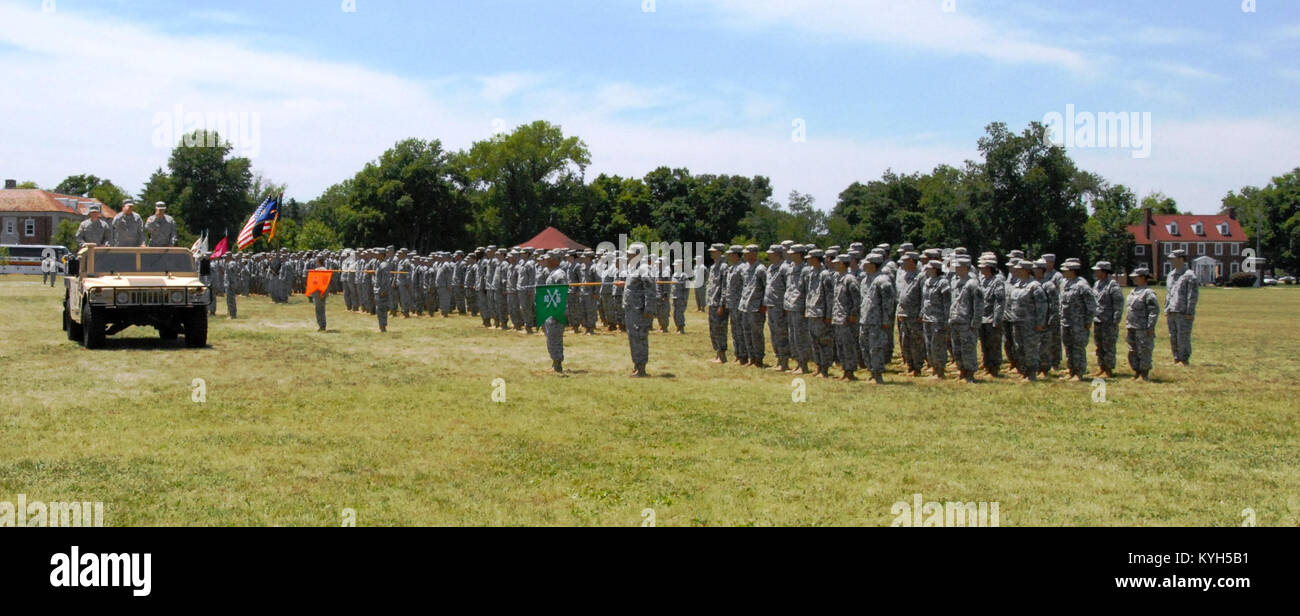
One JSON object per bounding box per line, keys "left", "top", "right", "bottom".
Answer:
{"left": 236, "top": 195, "right": 280, "bottom": 250}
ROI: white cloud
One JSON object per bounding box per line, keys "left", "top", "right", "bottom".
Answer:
{"left": 696, "top": 0, "right": 1091, "bottom": 73}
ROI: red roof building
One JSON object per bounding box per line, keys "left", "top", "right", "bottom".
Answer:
{"left": 1126, "top": 208, "right": 1248, "bottom": 283}
{"left": 515, "top": 226, "right": 589, "bottom": 251}
{"left": 0, "top": 184, "right": 116, "bottom": 246}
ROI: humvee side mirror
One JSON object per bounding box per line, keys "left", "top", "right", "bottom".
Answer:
{"left": 66, "top": 257, "right": 79, "bottom": 277}
{"left": 200, "top": 258, "right": 211, "bottom": 277}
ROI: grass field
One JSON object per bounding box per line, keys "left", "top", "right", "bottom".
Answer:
{"left": 2, "top": 275, "right": 1298, "bottom": 526}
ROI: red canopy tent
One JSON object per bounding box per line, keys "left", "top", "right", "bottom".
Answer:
{"left": 515, "top": 226, "right": 588, "bottom": 250}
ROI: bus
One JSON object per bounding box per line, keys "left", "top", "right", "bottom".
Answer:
{"left": 0, "top": 244, "right": 71, "bottom": 275}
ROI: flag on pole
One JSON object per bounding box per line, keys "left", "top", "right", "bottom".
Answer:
{"left": 210, "top": 235, "right": 230, "bottom": 259}
{"left": 190, "top": 230, "right": 208, "bottom": 255}
{"left": 236, "top": 195, "right": 280, "bottom": 250}
{"left": 305, "top": 270, "right": 333, "bottom": 298}
{"left": 535, "top": 284, "right": 568, "bottom": 326}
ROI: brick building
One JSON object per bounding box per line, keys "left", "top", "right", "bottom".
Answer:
{"left": 1126, "top": 208, "right": 1248, "bottom": 284}
{"left": 0, "top": 179, "right": 116, "bottom": 246}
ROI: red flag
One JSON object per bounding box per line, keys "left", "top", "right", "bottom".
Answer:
{"left": 210, "top": 237, "right": 230, "bottom": 259}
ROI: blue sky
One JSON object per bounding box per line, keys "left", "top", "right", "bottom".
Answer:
{"left": 2, "top": 0, "right": 1298, "bottom": 213}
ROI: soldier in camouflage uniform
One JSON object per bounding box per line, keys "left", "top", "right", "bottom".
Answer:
{"left": 1164, "top": 249, "right": 1198, "bottom": 365}
{"left": 920, "top": 260, "right": 951, "bottom": 379}
{"left": 830, "top": 254, "right": 860, "bottom": 381}
{"left": 1058, "top": 258, "right": 1097, "bottom": 381}
{"left": 858, "top": 253, "right": 895, "bottom": 384}
{"left": 309, "top": 256, "right": 329, "bottom": 332}
{"left": 75, "top": 204, "right": 113, "bottom": 246}
{"left": 723, "top": 245, "right": 748, "bottom": 364}
{"left": 706, "top": 244, "right": 730, "bottom": 362}
{"left": 738, "top": 245, "right": 768, "bottom": 368}
{"left": 623, "top": 245, "right": 659, "bottom": 377}
{"left": 948, "top": 257, "right": 982, "bottom": 383}
{"left": 582, "top": 250, "right": 599, "bottom": 334}
{"left": 784, "top": 244, "right": 812, "bottom": 374}
{"left": 693, "top": 254, "right": 707, "bottom": 312}
{"left": 541, "top": 252, "right": 568, "bottom": 373}
{"left": 895, "top": 253, "right": 925, "bottom": 377}
{"left": 763, "top": 245, "right": 790, "bottom": 371}
{"left": 671, "top": 259, "right": 689, "bottom": 333}
{"left": 1033, "top": 259, "right": 1059, "bottom": 377}
{"left": 374, "top": 246, "right": 396, "bottom": 332}
{"left": 803, "top": 249, "right": 833, "bottom": 378}
{"left": 1126, "top": 267, "right": 1159, "bottom": 381}
{"left": 144, "top": 203, "right": 177, "bottom": 247}
{"left": 518, "top": 248, "right": 537, "bottom": 333}
{"left": 109, "top": 202, "right": 145, "bottom": 247}
{"left": 977, "top": 256, "right": 1006, "bottom": 377}
{"left": 1090, "top": 261, "right": 1123, "bottom": 377}
{"left": 1007, "top": 261, "right": 1047, "bottom": 381}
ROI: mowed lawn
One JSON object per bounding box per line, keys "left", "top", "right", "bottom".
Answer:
{"left": 1, "top": 275, "right": 1298, "bottom": 526}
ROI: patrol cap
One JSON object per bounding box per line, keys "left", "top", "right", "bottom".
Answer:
{"left": 1131, "top": 266, "right": 1151, "bottom": 277}
{"left": 727, "top": 245, "right": 743, "bottom": 254}
{"left": 791, "top": 244, "right": 808, "bottom": 254}
{"left": 781, "top": 240, "right": 795, "bottom": 248}
{"left": 953, "top": 257, "right": 972, "bottom": 268}
{"left": 924, "top": 260, "right": 942, "bottom": 271}
{"left": 876, "top": 243, "right": 891, "bottom": 251}
{"left": 88, "top": 203, "right": 101, "bottom": 212}
{"left": 154, "top": 201, "right": 166, "bottom": 209}
{"left": 1041, "top": 253, "right": 1056, "bottom": 262}
{"left": 743, "top": 244, "right": 760, "bottom": 254}
{"left": 806, "top": 249, "right": 825, "bottom": 260}
{"left": 386, "top": 245, "right": 396, "bottom": 252}
{"left": 1016, "top": 260, "right": 1035, "bottom": 271}
{"left": 1008, "top": 249, "right": 1026, "bottom": 259}
{"left": 954, "top": 247, "right": 969, "bottom": 255}
{"left": 864, "top": 253, "right": 885, "bottom": 265}
{"left": 766, "top": 244, "right": 784, "bottom": 254}
{"left": 923, "top": 249, "right": 942, "bottom": 259}
{"left": 827, "top": 245, "right": 842, "bottom": 252}
{"left": 1060, "top": 260, "right": 1083, "bottom": 271}
{"left": 1092, "top": 261, "right": 1113, "bottom": 272}
{"left": 899, "top": 252, "right": 916, "bottom": 262}
{"left": 849, "top": 242, "right": 865, "bottom": 252}
{"left": 898, "top": 242, "right": 915, "bottom": 253}
{"left": 709, "top": 243, "right": 726, "bottom": 252}
{"left": 1170, "top": 249, "right": 1188, "bottom": 259}
{"left": 1032, "top": 259, "right": 1048, "bottom": 270}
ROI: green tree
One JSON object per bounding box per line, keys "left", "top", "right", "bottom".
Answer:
{"left": 462, "top": 121, "right": 591, "bottom": 245}
{"left": 1083, "top": 181, "right": 1137, "bottom": 273}
{"left": 167, "top": 130, "right": 254, "bottom": 239}
{"left": 345, "top": 138, "right": 473, "bottom": 250}
{"left": 52, "top": 220, "right": 79, "bottom": 252}
{"left": 1222, "top": 168, "right": 1300, "bottom": 275}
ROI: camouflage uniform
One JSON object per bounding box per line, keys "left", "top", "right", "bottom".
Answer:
{"left": 543, "top": 265, "right": 568, "bottom": 365}
{"left": 374, "top": 252, "right": 395, "bottom": 331}
{"left": 1059, "top": 271, "right": 1098, "bottom": 377}
{"left": 784, "top": 254, "right": 811, "bottom": 368}
{"left": 671, "top": 265, "right": 689, "bottom": 333}
{"left": 1126, "top": 278, "right": 1160, "bottom": 374}
{"left": 895, "top": 264, "right": 925, "bottom": 372}
{"left": 706, "top": 249, "right": 729, "bottom": 355}
{"left": 725, "top": 254, "right": 747, "bottom": 361}
{"left": 764, "top": 249, "right": 790, "bottom": 367}
{"left": 1092, "top": 269, "right": 1123, "bottom": 373}
{"left": 803, "top": 259, "right": 833, "bottom": 372}
{"left": 75, "top": 215, "right": 112, "bottom": 246}
{"left": 1007, "top": 267, "right": 1047, "bottom": 378}
{"left": 831, "top": 265, "right": 860, "bottom": 373}
{"left": 1164, "top": 261, "right": 1198, "bottom": 363}
{"left": 978, "top": 266, "right": 1006, "bottom": 373}
{"left": 948, "top": 267, "right": 983, "bottom": 376}
{"left": 110, "top": 211, "right": 145, "bottom": 247}
{"left": 144, "top": 213, "right": 177, "bottom": 247}
{"left": 738, "top": 251, "right": 767, "bottom": 364}
{"left": 920, "top": 269, "right": 951, "bottom": 373}
{"left": 623, "top": 255, "right": 659, "bottom": 369}
{"left": 858, "top": 262, "right": 896, "bottom": 377}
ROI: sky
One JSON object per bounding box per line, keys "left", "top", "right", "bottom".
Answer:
{"left": 1, "top": 0, "right": 1298, "bottom": 214}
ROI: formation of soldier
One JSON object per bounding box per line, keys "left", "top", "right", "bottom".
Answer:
{"left": 704, "top": 241, "right": 1199, "bottom": 384}
{"left": 197, "top": 235, "right": 1200, "bottom": 383}
{"left": 75, "top": 201, "right": 177, "bottom": 248}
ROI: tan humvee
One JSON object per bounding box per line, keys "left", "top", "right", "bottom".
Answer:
{"left": 63, "top": 245, "right": 211, "bottom": 348}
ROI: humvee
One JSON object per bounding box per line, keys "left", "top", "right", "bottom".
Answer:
{"left": 63, "top": 245, "right": 211, "bottom": 349}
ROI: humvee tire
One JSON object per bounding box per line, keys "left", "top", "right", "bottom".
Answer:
{"left": 82, "top": 298, "right": 105, "bottom": 349}
{"left": 183, "top": 308, "right": 207, "bottom": 348}
{"left": 65, "top": 293, "right": 83, "bottom": 341}
{"left": 159, "top": 325, "right": 179, "bottom": 341}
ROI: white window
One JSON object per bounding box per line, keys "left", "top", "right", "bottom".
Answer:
{"left": 1135, "top": 245, "right": 1146, "bottom": 256}
{"left": 3, "top": 219, "right": 13, "bottom": 235}
{"left": 1198, "top": 242, "right": 1206, "bottom": 255}
{"left": 1218, "top": 222, "right": 1230, "bottom": 236}
{"left": 23, "top": 218, "right": 35, "bottom": 237}
{"left": 1215, "top": 242, "right": 1223, "bottom": 256}
{"left": 1231, "top": 262, "right": 1240, "bottom": 274}
{"left": 1231, "top": 243, "right": 1240, "bottom": 256}
{"left": 1192, "top": 222, "right": 1204, "bottom": 235}
{"left": 1166, "top": 222, "right": 1179, "bottom": 236}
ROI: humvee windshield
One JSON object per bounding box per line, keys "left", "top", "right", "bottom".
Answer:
{"left": 89, "top": 251, "right": 196, "bottom": 274}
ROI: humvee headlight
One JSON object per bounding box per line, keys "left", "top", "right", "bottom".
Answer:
{"left": 170, "top": 290, "right": 186, "bottom": 304}
{"left": 115, "top": 291, "right": 130, "bottom": 304}
{"left": 189, "top": 287, "right": 209, "bottom": 302}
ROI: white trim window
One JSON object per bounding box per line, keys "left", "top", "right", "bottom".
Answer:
{"left": 1231, "top": 262, "right": 1240, "bottom": 274}
{"left": 1198, "top": 242, "right": 1206, "bottom": 255}
{"left": 23, "top": 218, "right": 36, "bottom": 237}
{"left": 1218, "top": 222, "right": 1231, "bottom": 236}
{"left": 3, "top": 219, "right": 13, "bottom": 235}
{"left": 1163, "top": 262, "right": 1172, "bottom": 276}
{"left": 1192, "top": 222, "right": 1204, "bottom": 235}
{"left": 1166, "top": 222, "right": 1179, "bottom": 236}
{"left": 1231, "top": 243, "right": 1240, "bottom": 256}
{"left": 1215, "top": 242, "right": 1224, "bottom": 256}
{"left": 1135, "top": 244, "right": 1146, "bottom": 256}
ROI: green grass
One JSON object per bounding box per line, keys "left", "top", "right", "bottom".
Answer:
{"left": 2, "top": 275, "right": 1298, "bottom": 526}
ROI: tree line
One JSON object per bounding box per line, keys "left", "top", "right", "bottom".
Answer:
{"left": 37, "top": 120, "right": 1297, "bottom": 274}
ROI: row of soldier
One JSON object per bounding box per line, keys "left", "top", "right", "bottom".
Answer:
{"left": 704, "top": 242, "right": 1199, "bottom": 384}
